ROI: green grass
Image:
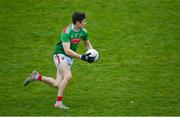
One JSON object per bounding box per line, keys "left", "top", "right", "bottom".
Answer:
{"left": 0, "top": 0, "right": 179, "bottom": 116}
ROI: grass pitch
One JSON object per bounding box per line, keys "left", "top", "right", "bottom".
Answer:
{"left": 0, "top": 0, "right": 179, "bottom": 115}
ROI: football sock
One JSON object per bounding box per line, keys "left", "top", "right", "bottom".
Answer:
{"left": 37, "top": 75, "right": 42, "bottom": 81}
{"left": 34, "top": 74, "right": 42, "bottom": 81}
{"left": 55, "top": 96, "right": 63, "bottom": 105}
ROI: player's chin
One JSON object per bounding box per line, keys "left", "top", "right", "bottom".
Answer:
{"left": 81, "top": 25, "right": 86, "bottom": 28}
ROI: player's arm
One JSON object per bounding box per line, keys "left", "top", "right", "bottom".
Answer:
{"left": 63, "top": 42, "right": 94, "bottom": 62}
{"left": 61, "top": 32, "right": 81, "bottom": 59}
{"left": 62, "top": 42, "right": 81, "bottom": 59}
{"left": 83, "top": 40, "right": 93, "bottom": 50}
{"left": 82, "top": 29, "right": 93, "bottom": 50}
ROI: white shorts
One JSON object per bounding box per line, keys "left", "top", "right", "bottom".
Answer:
{"left": 53, "top": 54, "right": 73, "bottom": 67}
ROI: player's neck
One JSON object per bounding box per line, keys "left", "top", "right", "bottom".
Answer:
{"left": 72, "top": 24, "right": 80, "bottom": 32}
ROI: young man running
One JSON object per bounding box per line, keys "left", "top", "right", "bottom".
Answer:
{"left": 24, "top": 12, "right": 95, "bottom": 109}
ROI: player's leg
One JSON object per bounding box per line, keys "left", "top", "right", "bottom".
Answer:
{"left": 54, "top": 62, "right": 72, "bottom": 109}
{"left": 37, "top": 70, "right": 63, "bottom": 88}
{"left": 54, "top": 68, "right": 64, "bottom": 88}
{"left": 24, "top": 54, "right": 63, "bottom": 87}
{"left": 24, "top": 71, "right": 58, "bottom": 88}
{"left": 58, "top": 63, "right": 72, "bottom": 96}
{"left": 40, "top": 54, "right": 64, "bottom": 88}
{"left": 36, "top": 68, "right": 63, "bottom": 88}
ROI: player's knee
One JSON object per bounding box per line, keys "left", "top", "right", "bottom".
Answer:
{"left": 64, "top": 74, "right": 72, "bottom": 81}
{"left": 54, "top": 82, "right": 59, "bottom": 88}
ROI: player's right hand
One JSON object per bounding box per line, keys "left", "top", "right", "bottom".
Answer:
{"left": 80, "top": 53, "right": 95, "bottom": 63}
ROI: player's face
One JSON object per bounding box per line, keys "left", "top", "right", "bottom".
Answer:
{"left": 77, "top": 19, "right": 86, "bottom": 29}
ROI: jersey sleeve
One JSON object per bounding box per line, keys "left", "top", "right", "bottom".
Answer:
{"left": 61, "top": 32, "right": 70, "bottom": 42}
{"left": 81, "top": 28, "right": 88, "bottom": 41}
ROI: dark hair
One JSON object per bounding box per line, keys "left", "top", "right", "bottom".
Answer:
{"left": 72, "top": 12, "right": 86, "bottom": 24}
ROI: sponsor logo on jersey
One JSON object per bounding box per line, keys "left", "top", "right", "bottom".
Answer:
{"left": 71, "top": 38, "right": 81, "bottom": 44}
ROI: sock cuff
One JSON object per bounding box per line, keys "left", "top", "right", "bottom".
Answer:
{"left": 38, "top": 75, "right": 42, "bottom": 81}
{"left": 57, "top": 96, "right": 63, "bottom": 101}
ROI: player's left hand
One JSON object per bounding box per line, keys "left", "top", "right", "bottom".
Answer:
{"left": 80, "top": 53, "right": 95, "bottom": 63}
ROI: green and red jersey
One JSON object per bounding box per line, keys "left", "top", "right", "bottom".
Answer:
{"left": 54, "top": 23, "right": 88, "bottom": 57}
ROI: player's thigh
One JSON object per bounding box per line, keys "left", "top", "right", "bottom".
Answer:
{"left": 58, "top": 62, "right": 72, "bottom": 80}
{"left": 55, "top": 68, "right": 63, "bottom": 85}
{"left": 53, "top": 54, "right": 72, "bottom": 80}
